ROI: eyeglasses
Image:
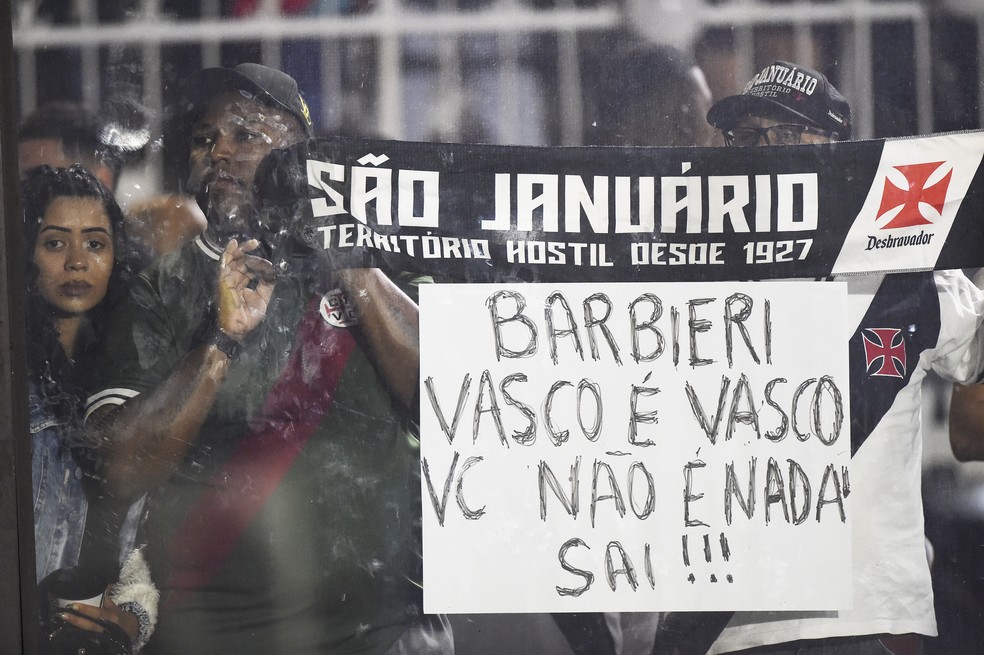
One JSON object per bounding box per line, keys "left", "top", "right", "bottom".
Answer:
{"left": 723, "top": 124, "right": 834, "bottom": 147}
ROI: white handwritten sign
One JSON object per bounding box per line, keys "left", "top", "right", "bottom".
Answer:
{"left": 419, "top": 281, "right": 852, "bottom": 613}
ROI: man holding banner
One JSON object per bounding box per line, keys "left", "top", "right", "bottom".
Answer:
{"left": 698, "top": 61, "right": 984, "bottom": 655}
{"left": 83, "top": 64, "right": 451, "bottom": 654}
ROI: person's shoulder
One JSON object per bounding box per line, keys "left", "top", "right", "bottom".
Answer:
{"left": 932, "top": 268, "right": 975, "bottom": 288}
{"left": 143, "top": 235, "right": 218, "bottom": 279}
{"left": 924, "top": 269, "right": 983, "bottom": 306}
{"left": 130, "top": 235, "right": 218, "bottom": 304}
{"left": 932, "top": 269, "right": 984, "bottom": 316}
{"left": 125, "top": 194, "right": 207, "bottom": 264}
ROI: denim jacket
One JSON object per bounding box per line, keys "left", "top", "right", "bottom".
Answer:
{"left": 30, "top": 380, "right": 88, "bottom": 582}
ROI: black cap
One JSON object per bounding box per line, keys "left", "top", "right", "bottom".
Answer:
{"left": 181, "top": 63, "right": 314, "bottom": 136}
{"left": 707, "top": 60, "right": 852, "bottom": 140}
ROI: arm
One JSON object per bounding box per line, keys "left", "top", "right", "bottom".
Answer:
{"left": 88, "top": 342, "right": 235, "bottom": 499}
{"left": 949, "top": 383, "right": 984, "bottom": 462}
{"left": 89, "top": 239, "right": 276, "bottom": 500}
{"left": 126, "top": 194, "right": 207, "bottom": 263}
{"left": 336, "top": 268, "right": 420, "bottom": 409}
{"left": 935, "top": 271, "right": 984, "bottom": 462}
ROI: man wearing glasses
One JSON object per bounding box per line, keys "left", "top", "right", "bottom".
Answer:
{"left": 707, "top": 59, "right": 851, "bottom": 147}
{"left": 689, "top": 61, "right": 984, "bottom": 655}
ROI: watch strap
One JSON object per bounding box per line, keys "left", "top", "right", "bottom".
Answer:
{"left": 208, "top": 325, "right": 244, "bottom": 360}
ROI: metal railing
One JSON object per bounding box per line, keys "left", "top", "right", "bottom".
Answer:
{"left": 11, "top": 0, "right": 984, "bottom": 151}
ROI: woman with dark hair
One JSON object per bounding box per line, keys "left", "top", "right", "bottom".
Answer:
{"left": 23, "top": 165, "right": 156, "bottom": 651}
{"left": 23, "top": 164, "right": 132, "bottom": 577}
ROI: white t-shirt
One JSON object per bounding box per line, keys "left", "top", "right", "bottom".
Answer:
{"left": 710, "top": 270, "right": 984, "bottom": 653}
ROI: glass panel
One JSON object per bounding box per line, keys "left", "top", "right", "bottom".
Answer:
{"left": 8, "top": 1, "right": 984, "bottom": 654}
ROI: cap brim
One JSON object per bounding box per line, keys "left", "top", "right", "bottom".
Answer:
{"left": 706, "top": 94, "right": 820, "bottom": 130}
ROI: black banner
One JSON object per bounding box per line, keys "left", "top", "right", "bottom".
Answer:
{"left": 254, "top": 131, "right": 984, "bottom": 282}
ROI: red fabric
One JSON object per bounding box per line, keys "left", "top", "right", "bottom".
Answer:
{"left": 163, "top": 298, "right": 356, "bottom": 607}
{"left": 879, "top": 634, "right": 923, "bottom": 655}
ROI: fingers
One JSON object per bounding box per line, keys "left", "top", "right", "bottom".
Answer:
{"left": 221, "top": 239, "right": 277, "bottom": 284}
{"left": 59, "top": 601, "right": 139, "bottom": 642}
{"left": 221, "top": 238, "right": 260, "bottom": 258}
{"left": 220, "top": 238, "right": 247, "bottom": 272}
{"left": 239, "top": 238, "right": 260, "bottom": 253}
{"left": 59, "top": 602, "right": 115, "bottom": 634}
{"left": 216, "top": 237, "right": 277, "bottom": 341}
{"left": 241, "top": 254, "right": 277, "bottom": 285}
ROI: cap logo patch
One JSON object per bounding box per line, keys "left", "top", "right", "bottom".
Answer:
{"left": 299, "top": 95, "right": 312, "bottom": 127}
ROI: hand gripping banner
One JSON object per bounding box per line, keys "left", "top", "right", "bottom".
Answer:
{"left": 254, "top": 130, "right": 984, "bottom": 282}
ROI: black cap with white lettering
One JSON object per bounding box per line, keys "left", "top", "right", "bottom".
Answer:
{"left": 707, "top": 60, "right": 852, "bottom": 140}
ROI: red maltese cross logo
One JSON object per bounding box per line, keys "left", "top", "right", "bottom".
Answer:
{"left": 876, "top": 161, "right": 952, "bottom": 229}
{"left": 862, "top": 328, "right": 907, "bottom": 378}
